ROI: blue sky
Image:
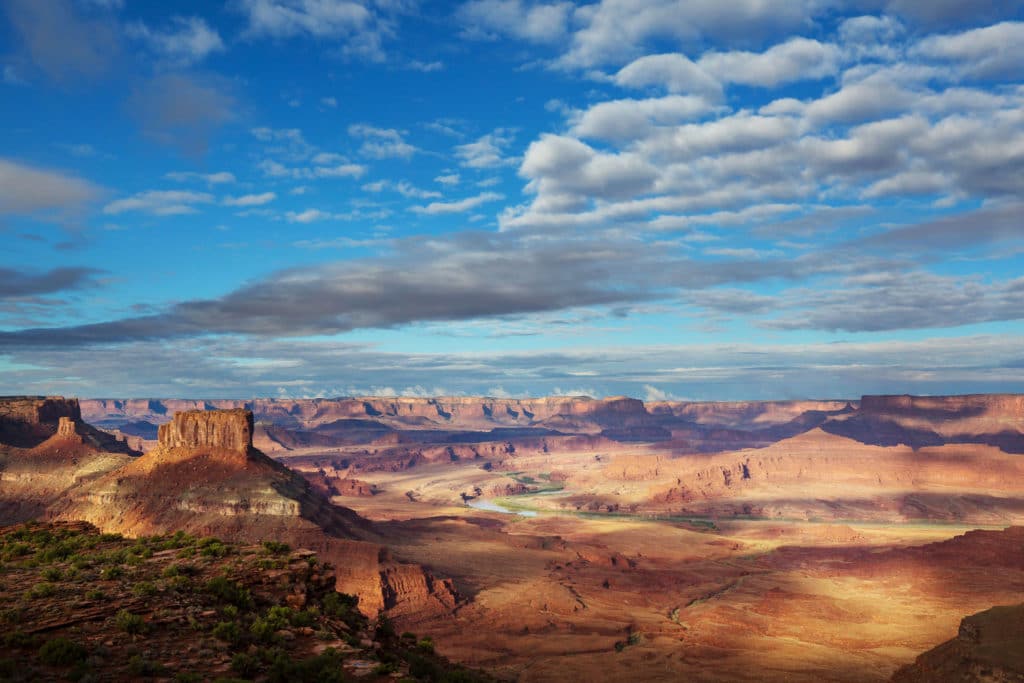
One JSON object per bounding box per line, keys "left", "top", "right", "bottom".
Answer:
{"left": 1, "top": 0, "right": 1023, "bottom": 400}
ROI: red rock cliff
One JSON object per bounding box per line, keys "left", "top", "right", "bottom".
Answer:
{"left": 0, "top": 396, "right": 83, "bottom": 447}
{"left": 157, "top": 409, "right": 254, "bottom": 453}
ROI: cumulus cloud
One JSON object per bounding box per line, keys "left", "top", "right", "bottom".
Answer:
{"left": 556, "top": 0, "right": 826, "bottom": 70}
{"left": 348, "top": 124, "right": 418, "bottom": 159}
{"left": 699, "top": 38, "right": 842, "bottom": 88}
{"left": 236, "top": 0, "right": 395, "bottom": 60}
{"left": 914, "top": 21, "right": 1024, "bottom": 80}
{"left": 455, "top": 131, "right": 516, "bottom": 168}
{"left": 571, "top": 95, "right": 719, "bottom": 142}
{"left": 457, "top": 0, "right": 573, "bottom": 43}
{"left": 614, "top": 53, "right": 722, "bottom": 98}
{"left": 126, "top": 16, "right": 225, "bottom": 66}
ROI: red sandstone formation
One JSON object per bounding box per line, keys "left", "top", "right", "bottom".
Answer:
{"left": 157, "top": 408, "right": 254, "bottom": 453}
{"left": 890, "top": 603, "right": 1024, "bottom": 682}
{"left": 40, "top": 407, "right": 456, "bottom": 619}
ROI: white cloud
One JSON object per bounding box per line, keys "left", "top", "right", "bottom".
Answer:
{"left": 914, "top": 21, "right": 1024, "bottom": 80}
{"left": 614, "top": 53, "right": 722, "bottom": 98}
{"left": 126, "top": 16, "right": 225, "bottom": 66}
{"left": 699, "top": 38, "right": 841, "bottom": 88}
{"left": 236, "top": 0, "right": 390, "bottom": 60}
{"left": 362, "top": 180, "right": 441, "bottom": 199}
{"left": 455, "top": 131, "right": 515, "bottom": 168}
{"left": 435, "top": 173, "right": 460, "bottom": 185}
{"left": 165, "top": 171, "right": 236, "bottom": 184}
{"left": 411, "top": 191, "right": 504, "bottom": 214}
{"left": 286, "top": 208, "right": 333, "bottom": 223}
{"left": 571, "top": 95, "right": 718, "bottom": 142}
{"left": 556, "top": 0, "right": 824, "bottom": 70}
{"left": 223, "top": 191, "right": 277, "bottom": 207}
{"left": 103, "top": 190, "right": 214, "bottom": 215}
{"left": 0, "top": 158, "right": 100, "bottom": 216}
{"left": 258, "top": 159, "right": 366, "bottom": 179}
{"left": 348, "top": 123, "right": 418, "bottom": 159}
{"left": 409, "top": 59, "right": 443, "bottom": 72}
{"left": 457, "top": 0, "right": 573, "bottom": 43}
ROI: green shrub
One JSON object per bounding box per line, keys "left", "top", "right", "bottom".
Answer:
{"left": 99, "top": 566, "right": 123, "bottom": 580}
{"left": 204, "top": 576, "right": 253, "bottom": 609}
{"left": 417, "top": 637, "right": 435, "bottom": 654}
{"left": 26, "top": 582, "right": 56, "bottom": 599}
{"left": 115, "top": 610, "right": 146, "bottom": 635}
{"left": 262, "top": 541, "right": 290, "bottom": 555}
{"left": 41, "top": 566, "right": 62, "bottom": 581}
{"left": 85, "top": 589, "right": 104, "bottom": 600}
{"left": 162, "top": 562, "right": 196, "bottom": 578}
{"left": 231, "top": 652, "right": 261, "bottom": 678}
{"left": 322, "top": 591, "right": 358, "bottom": 618}
{"left": 198, "top": 537, "right": 230, "bottom": 558}
{"left": 212, "top": 621, "right": 242, "bottom": 644}
{"left": 38, "top": 637, "right": 88, "bottom": 666}
{"left": 132, "top": 581, "right": 157, "bottom": 597}
{"left": 127, "top": 655, "right": 166, "bottom": 677}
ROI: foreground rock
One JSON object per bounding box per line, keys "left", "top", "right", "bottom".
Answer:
{"left": 0, "top": 520, "right": 488, "bottom": 682}
{"left": 891, "top": 603, "right": 1024, "bottom": 682}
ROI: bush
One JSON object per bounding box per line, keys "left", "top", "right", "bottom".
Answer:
{"left": 26, "top": 582, "right": 57, "bottom": 599}
{"left": 127, "top": 655, "right": 166, "bottom": 677}
{"left": 322, "top": 591, "right": 358, "bottom": 619}
{"left": 198, "top": 537, "right": 230, "bottom": 558}
{"left": 38, "top": 637, "right": 88, "bottom": 666}
{"left": 205, "top": 576, "right": 253, "bottom": 609}
{"left": 162, "top": 563, "right": 196, "bottom": 578}
{"left": 231, "top": 652, "right": 261, "bottom": 678}
{"left": 41, "top": 567, "right": 62, "bottom": 581}
{"left": 417, "top": 637, "right": 435, "bottom": 654}
{"left": 262, "top": 541, "right": 290, "bottom": 555}
{"left": 115, "top": 610, "right": 146, "bottom": 635}
{"left": 99, "top": 566, "right": 123, "bottom": 580}
{"left": 132, "top": 581, "right": 157, "bottom": 597}
{"left": 212, "top": 621, "right": 242, "bottom": 644}
{"left": 85, "top": 589, "right": 104, "bottom": 601}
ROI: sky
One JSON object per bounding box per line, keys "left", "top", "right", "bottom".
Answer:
{"left": 1, "top": 0, "right": 1023, "bottom": 401}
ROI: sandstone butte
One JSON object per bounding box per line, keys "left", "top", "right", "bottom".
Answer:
{"left": 0, "top": 398, "right": 456, "bottom": 620}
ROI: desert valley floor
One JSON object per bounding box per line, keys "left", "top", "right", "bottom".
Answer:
{"left": 2, "top": 394, "right": 1024, "bottom": 681}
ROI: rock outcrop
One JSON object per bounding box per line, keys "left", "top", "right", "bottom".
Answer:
{"left": 0, "top": 396, "right": 83, "bottom": 447}
{"left": 891, "top": 603, "right": 1024, "bottom": 682}
{"left": 157, "top": 408, "right": 254, "bottom": 453}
